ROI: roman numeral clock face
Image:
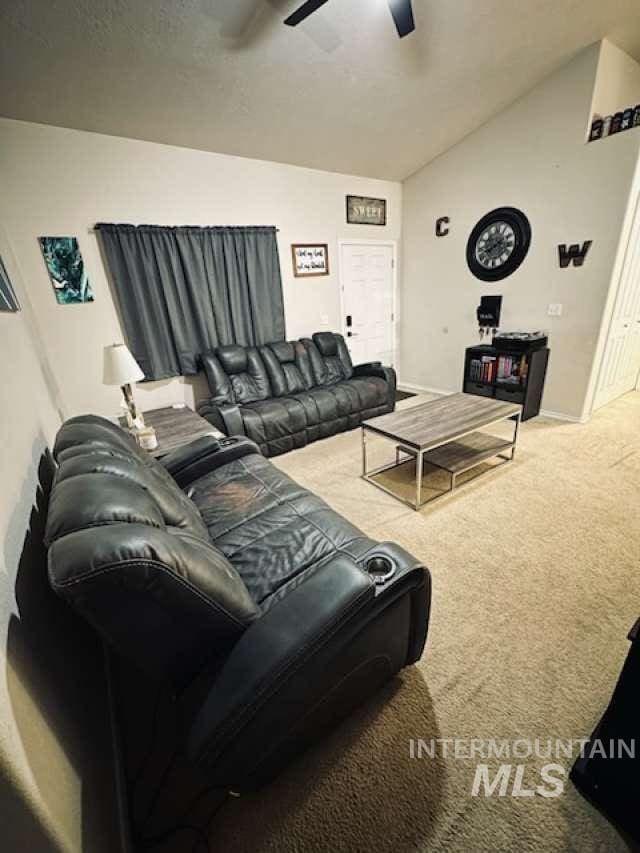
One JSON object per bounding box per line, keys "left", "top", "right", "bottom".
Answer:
{"left": 466, "top": 208, "right": 531, "bottom": 282}
{"left": 475, "top": 222, "right": 515, "bottom": 269}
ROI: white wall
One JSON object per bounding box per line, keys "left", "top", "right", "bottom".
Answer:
{"left": 0, "top": 118, "right": 401, "bottom": 418}
{"left": 0, "top": 228, "right": 120, "bottom": 851}
{"left": 589, "top": 38, "right": 640, "bottom": 129}
{"left": 400, "top": 42, "right": 640, "bottom": 419}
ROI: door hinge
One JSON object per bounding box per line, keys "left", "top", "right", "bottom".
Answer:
{"left": 391, "top": 259, "right": 395, "bottom": 269}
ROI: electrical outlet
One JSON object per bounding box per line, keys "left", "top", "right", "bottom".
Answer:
{"left": 547, "top": 303, "right": 563, "bottom": 317}
{"left": 320, "top": 314, "right": 329, "bottom": 328}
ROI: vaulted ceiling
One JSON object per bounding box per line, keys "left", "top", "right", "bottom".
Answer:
{"left": 1, "top": 0, "right": 640, "bottom": 180}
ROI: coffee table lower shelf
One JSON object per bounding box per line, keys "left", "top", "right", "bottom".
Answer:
{"left": 362, "top": 429, "right": 518, "bottom": 510}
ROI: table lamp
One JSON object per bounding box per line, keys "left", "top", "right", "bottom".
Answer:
{"left": 103, "top": 343, "right": 145, "bottom": 430}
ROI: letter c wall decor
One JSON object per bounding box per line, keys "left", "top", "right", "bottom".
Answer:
{"left": 435, "top": 217, "right": 450, "bottom": 237}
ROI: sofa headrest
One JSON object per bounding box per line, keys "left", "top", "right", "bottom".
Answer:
{"left": 52, "top": 448, "right": 210, "bottom": 540}
{"left": 54, "top": 414, "right": 138, "bottom": 462}
{"left": 45, "top": 473, "right": 164, "bottom": 545}
{"left": 313, "top": 332, "right": 338, "bottom": 357}
{"left": 199, "top": 351, "right": 233, "bottom": 406}
{"left": 269, "top": 341, "right": 296, "bottom": 364}
{"left": 217, "top": 345, "right": 248, "bottom": 375}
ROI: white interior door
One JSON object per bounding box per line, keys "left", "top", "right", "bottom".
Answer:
{"left": 594, "top": 194, "right": 640, "bottom": 410}
{"left": 340, "top": 242, "right": 395, "bottom": 366}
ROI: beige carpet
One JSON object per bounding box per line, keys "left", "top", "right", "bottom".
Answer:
{"left": 202, "top": 391, "right": 640, "bottom": 853}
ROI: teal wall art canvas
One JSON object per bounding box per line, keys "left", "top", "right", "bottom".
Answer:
{"left": 38, "top": 236, "right": 95, "bottom": 304}
{"left": 0, "top": 255, "right": 20, "bottom": 312}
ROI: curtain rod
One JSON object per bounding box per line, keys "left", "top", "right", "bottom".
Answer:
{"left": 89, "top": 224, "right": 280, "bottom": 233}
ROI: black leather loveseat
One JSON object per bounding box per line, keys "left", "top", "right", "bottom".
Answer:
{"left": 45, "top": 415, "right": 430, "bottom": 790}
{"left": 197, "top": 331, "right": 396, "bottom": 457}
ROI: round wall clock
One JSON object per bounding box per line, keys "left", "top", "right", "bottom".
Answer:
{"left": 466, "top": 207, "right": 531, "bottom": 281}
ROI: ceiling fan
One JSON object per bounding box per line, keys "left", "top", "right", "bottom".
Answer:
{"left": 285, "top": 0, "right": 415, "bottom": 38}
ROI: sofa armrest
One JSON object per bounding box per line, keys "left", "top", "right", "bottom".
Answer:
{"left": 357, "top": 541, "right": 430, "bottom": 665}
{"left": 160, "top": 435, "right": 261, "bottom": 488}
{"left": 197, "top": 401, "right": 245, "bottom": 437}
{"left": 353, "top": 361, "right": 382, "bottom": 372}
{"left": 187, "top": 554, "right": 375, "bottom": 782}
{"left": 353, "top": 363, "right": 397, "bottom": 408}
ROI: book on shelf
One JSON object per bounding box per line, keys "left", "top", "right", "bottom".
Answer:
{"left": 496, "top": 353, "right": 528, "bottom": 384}
{"left": 469, "top": 355, "right": 497, "bottom": 383}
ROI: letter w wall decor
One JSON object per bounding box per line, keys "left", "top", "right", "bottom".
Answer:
{"left": 558, "top": 241, "right": 592, "bottom": 268}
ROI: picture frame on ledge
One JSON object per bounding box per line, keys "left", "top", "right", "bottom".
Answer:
{"left": 291, "top": 243, "right": 330, "bottom": 277}
{"left": 346, "top": 195, "right": 387, "bottom": 226}
{"left": 0, "top": 255, "right": 20, "bottom": 312}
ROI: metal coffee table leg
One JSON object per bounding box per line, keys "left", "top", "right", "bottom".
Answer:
{"left": 511, "top": 412, "right": 521, "bottom": 460}
{"left": 361, "top": 427, "right": 367, "bottom": 475}
{"left": 415, "top": 449, "right": 423, "bottom": 509}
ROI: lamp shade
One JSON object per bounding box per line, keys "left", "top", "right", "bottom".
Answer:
{"left": 103, "top": 343, "right": 145, "bottom": 386}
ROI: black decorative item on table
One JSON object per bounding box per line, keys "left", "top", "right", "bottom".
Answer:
{"left": 476, "top": 294, "right": 502, "bottom": 341}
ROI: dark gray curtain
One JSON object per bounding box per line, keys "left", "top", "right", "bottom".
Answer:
{"left": 96, "top": 224, "right": 285, "bottom": 380}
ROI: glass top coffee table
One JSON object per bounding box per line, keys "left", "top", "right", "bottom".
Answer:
{"left": 361, "top": 393, "right": 522, "bottom": 510}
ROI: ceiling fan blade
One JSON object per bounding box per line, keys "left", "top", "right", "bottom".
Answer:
{"left": 387, "top": 0, "right": 415, "bottom": 38}
{"left": 284, "top": 0, "right": 330, "bottom": 27}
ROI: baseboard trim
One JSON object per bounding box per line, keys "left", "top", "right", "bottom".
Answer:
{"left": 539, "top": 409, "right": 590, "bottom": 424}
{"left": 397, "top": 381, "right": 452, "bottom": 397}
{"left": 398, "top": 383, "right": 589, "bottom": 424}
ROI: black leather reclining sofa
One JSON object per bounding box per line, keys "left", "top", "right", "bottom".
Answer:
{"left": 197, "top": 331, "right": 396, "bottom": 457}
{"left": 45, "top": 415, "right": 430, "bottom": 790}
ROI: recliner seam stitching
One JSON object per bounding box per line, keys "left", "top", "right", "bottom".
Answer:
{"left": 50, "top": 557, "right": 250, "bottom": 627}
{"left": 237, "top": 458, "right": 352, "bottom": 554}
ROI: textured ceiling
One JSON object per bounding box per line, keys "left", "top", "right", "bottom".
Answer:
{"left": 1, "top": 0, "right": 640, "bottom": 180}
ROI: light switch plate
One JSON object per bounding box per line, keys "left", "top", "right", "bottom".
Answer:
{"left": 547, "top": 303, "right": 563, "bottom": 317}
{"left": 320, "top": 314, "right": 329, "bottom": 328}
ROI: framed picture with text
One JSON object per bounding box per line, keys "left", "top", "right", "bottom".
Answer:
{"left": 291, "top": 243, "right": 330, "bottom": 277}
{"left": 346, "top": 195, "right": 387, "bottom": 226}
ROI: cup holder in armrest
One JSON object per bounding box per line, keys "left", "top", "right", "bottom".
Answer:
{"left": 365, "top": 556, "right": 396, "bottom": 585}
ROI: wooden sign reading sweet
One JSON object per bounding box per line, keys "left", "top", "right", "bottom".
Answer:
{"left": 346, "top": 195, "right": 387, "bottom": 226}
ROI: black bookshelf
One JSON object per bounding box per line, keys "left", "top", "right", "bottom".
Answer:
{"left": 463, "top": 343, "right": 550, "bottom": 421}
